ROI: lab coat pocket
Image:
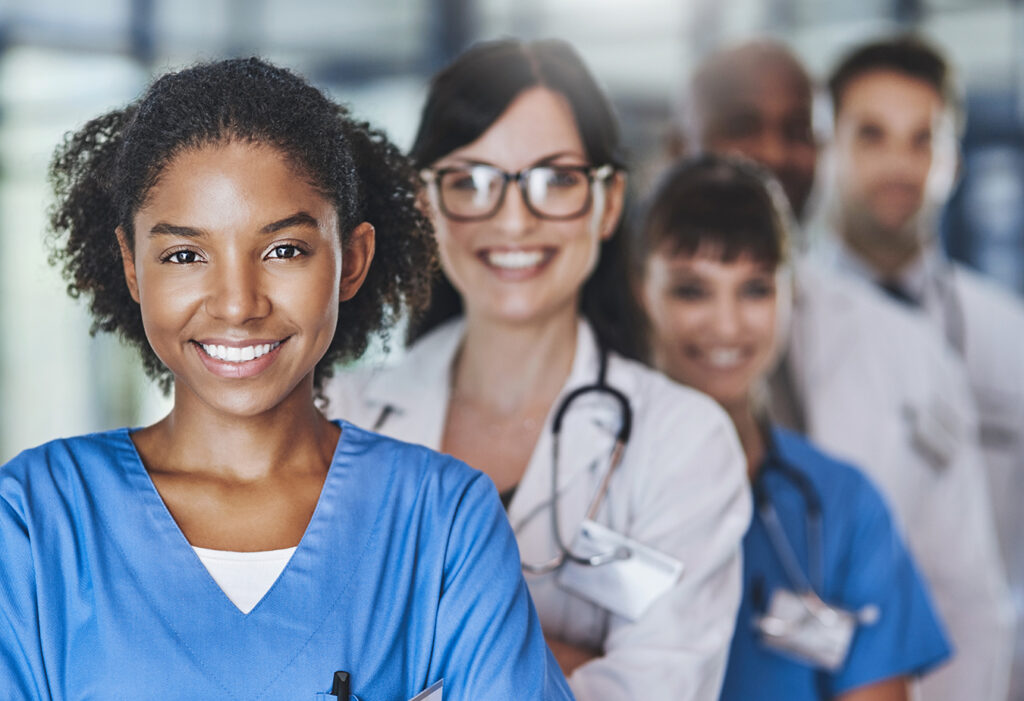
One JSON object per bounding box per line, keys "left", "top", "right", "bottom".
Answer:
{"left": 556, "top": 520, "right": 684, "bottom": 621}
{"left": 903, "top": 387, "right": 968, "bottom": 471}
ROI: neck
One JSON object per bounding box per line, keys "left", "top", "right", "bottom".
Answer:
{"left": 837, "top": 211, "right": 926, "bottom": 279}
{"left": 146, "top": 376, "right": 338, "bottom": 481}
{"left": 723, "top": 398, "right": 766, "bottom": 480}
{"left": 454, "top": 307, "right": 579, "bottom": 415}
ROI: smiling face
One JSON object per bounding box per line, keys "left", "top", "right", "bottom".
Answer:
{"left": 427, "top": 86, "right": 624, "bottom": 326}
{"left": 640, "top": 247, "right": 780, "bottom": 412}
{"left": 119, "top": 141, "right": 371, "bottom": 418}
{"left": 832, "top": 69, "right": 954, "bottom": 254}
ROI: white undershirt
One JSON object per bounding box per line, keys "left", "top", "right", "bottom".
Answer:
{"left": 192, "top": 545, "right": 297, "bottom": 614}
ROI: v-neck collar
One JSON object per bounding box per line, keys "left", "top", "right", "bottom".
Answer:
{"left": 97, "top": 420, "right": 393, "bottom": 697}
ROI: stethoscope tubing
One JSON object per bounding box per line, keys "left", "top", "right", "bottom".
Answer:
{"left": 519, "top": 342, "right": 634, "bottom": 575}
{"left": 754, "top": 426, "right": 826, "bottom": 597}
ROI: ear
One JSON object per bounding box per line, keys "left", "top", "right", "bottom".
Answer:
{"left": 598, "top": 171, "right": 627, "bottom": 241}
{"left": 115, "top": 226, "right": 141, "bottom": 304}
{"left": 339, "top": 221, "right": 376, "bottom": 302}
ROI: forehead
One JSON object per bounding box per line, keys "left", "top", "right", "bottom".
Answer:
{"left": 837, "top": 69, "right": 944, "bottom": 125}
{"left": 702, "top": 58, "right": 812, "bottom": 124}
{"left": 440, "top": 86, "right": 587, "bottom": 169}
{"left": 136, "top": 141, "right": 336, "bottom": 231}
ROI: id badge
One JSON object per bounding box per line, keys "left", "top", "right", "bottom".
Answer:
{"left": 755, "top": 589, "right": 857, "bottom": 671}
{"left": 408, "top": 680, "right": 443, "bottom": 701}
{"left": 556, "top": 519, "right": 684, "bottom": 621}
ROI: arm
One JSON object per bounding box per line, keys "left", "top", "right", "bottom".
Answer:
{"left": 838, "top": 677, "right": 909, "bottom": 701}
{"left": 908, "top": 351, "right": 1014, "bottom": 701}
{"left": 0, "top": 491, "right": 49, "bottom": 699}
{"left": 545, "top": 635, "right": 599, "bottom": 676}
{"left": 568, "top": 398, "right": 751, "bottom": 701}
{"left": 429, "top": 472, "right": 573, "bottom": 700}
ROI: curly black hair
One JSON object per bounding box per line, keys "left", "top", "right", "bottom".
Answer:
{"left": 48, "top": 57, "right": 436, "bottom": 393}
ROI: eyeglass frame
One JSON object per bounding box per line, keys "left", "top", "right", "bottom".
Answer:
{"left": 420, "top": 163, "right": 617, "bottom": 222}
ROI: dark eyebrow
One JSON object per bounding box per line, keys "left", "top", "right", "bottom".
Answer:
{"left": 260, "top": 212, "right": 320, "bottom": 234}
{"left": 149, "top": 222, "right": 204, "bottom": 238}
{"left": 447, "top": 151, "right": 588, "bottom": 170}
{"left": 148, "top": 212, "right": 320, "bottom": 239}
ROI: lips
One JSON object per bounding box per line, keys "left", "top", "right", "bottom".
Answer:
{"left": 688, "top": 345, "right": 750, "bottom": 370}
{"left": 475, "top": 246, "right": 557, "bottom": 279}
{"left": 191, "top": 337, "right": 289, "bottom": 379}
{"left": 199, "top": 340, "right": 282, "bottom": 363}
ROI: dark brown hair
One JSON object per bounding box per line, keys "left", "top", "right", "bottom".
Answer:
{"left": 632, "top": 154, "right": 790, "bottom": 273}
{"left": 407, "top": 38, "right": 645, "bottom": 360}
{"left": 828, "top": 35, "right": 958, "bottom": 116}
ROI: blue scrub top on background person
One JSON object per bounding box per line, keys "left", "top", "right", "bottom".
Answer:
{"left": 0, "top": 420, "right": 572, "bottom": 701}
{"left": 721, "top": 426, "right": 951, "bottom": 700}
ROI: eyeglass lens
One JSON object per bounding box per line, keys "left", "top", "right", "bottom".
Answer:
{"left": 438, "top": 165, "right": 592, "bottom": 220}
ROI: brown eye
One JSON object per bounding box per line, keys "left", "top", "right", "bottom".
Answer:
{"left": 266, "top": 244, "right": 304, "bottom": 260}
{"left": 162, "top": 249, "right": 201, "bottom": 264}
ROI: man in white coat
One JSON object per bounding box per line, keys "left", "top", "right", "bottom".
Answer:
{"left": 678, "top": 40, "right": 1014, "bottom": 699}
{"left": 822, "top": 35, "right": 1024, "bottom": 696}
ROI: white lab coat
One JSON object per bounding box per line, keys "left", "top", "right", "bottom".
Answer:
{"left": 828, "top": 242, "right": 1024, "bottom": 697}
{"left": 326, "top": 318, "right": 752, "bottom": 701}
{"left": 775, "top": 260, "right": 1014, "bottom": 701}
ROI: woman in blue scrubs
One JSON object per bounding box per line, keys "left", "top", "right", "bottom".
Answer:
{"left": 634, "top": 155, "right": 951, "bottom": 700}
{"left": 0, "top": 58, "right": 571, "bottom": 700}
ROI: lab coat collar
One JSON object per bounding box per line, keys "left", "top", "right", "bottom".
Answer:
{"left": 788, "top": 258, "right": 866, "bottom": 392}
{"left": 362, "top": 316, "right": 625, "bottom": 507}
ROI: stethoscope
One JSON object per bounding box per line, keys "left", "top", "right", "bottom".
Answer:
{"left": 515, "top": 340, "right": 634, "bottom": 575}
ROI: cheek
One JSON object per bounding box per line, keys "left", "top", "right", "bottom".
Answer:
{"left": 747, "top": 302, "right": 780, "bottom": 363}
{"left": 645, "top": 297, "right": 702, "bottom": 352}
{"left": 432, "top": 220, "right": 473, "bottom": 277}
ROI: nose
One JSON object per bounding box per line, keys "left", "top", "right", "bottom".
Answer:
{"left": 204, "top": 257, "right": 271, "bottom": 324}
{"left": 750, "top": 131, "right": 788, "bottom": 173}
{"left": 491, "top": 179, "right": 537, "bottom": 235}
{"left": 711, "top": 294, "right": 742, "bottom": 341}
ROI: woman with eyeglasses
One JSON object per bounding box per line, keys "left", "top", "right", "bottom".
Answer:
{"left": 327, "top": 39, "right": 751, "bottom": 700}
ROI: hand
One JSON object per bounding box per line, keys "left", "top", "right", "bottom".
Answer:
{"left": 545, "top": 635, "right": 600, "bottom": 676}
{"left": 838, "top": 676, "right": 910, "bottom": 701}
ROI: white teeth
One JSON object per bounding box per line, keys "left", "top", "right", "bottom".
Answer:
{"left": 200, "top": 341, "right": 280, "bottom": 363}
{"left": 706, "top": 348, "right": 743, "bottom": 368}
{"left": 485, "top": 249, "right": 545, "bottom": 270}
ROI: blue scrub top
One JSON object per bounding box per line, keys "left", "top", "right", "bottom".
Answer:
{"left": 720, "top": 427, "right": 950, "bottom": 700}
{"left": 0, "top": 421, "right": 573, "bottom": 701}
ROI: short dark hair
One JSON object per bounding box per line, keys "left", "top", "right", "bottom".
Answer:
{"left": 407, "top": 38, "right": 645, "bottom": 361}
{"left": 48, "top": 57, "right": 435, "bottom": 392}
{"left": 633, "top": 154, "right": 790, "bottom": 273}
{"left": 828, "top": 35, "right": 958, "bottom": 115}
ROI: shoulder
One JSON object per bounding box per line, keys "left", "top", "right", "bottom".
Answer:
{"left": 335, "top": 419, "right": 486, "bottom": 504}
{"left": 771, "top": 427, "right": 890, "bottom": 519}
{"left": 323, "top": 320, "right": 463, "bottom": 430}
{"left": 953, "top": 264, "right": 1024, "bottom": 348}
{"left": 1, "top": 429, "right": 133, "bottom": 518}
{"left": 608, "top": 351, "right": 734, "bottom": 440}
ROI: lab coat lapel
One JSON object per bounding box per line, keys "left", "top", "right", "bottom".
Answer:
{"left": 509, "top": 321, "right": 623, "bottom": 559}
{"left": 360, "top": 320, "right": 465, "bottom": 450}
{"left": 789, "top": 261, "right": 865, "bottom": 420}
